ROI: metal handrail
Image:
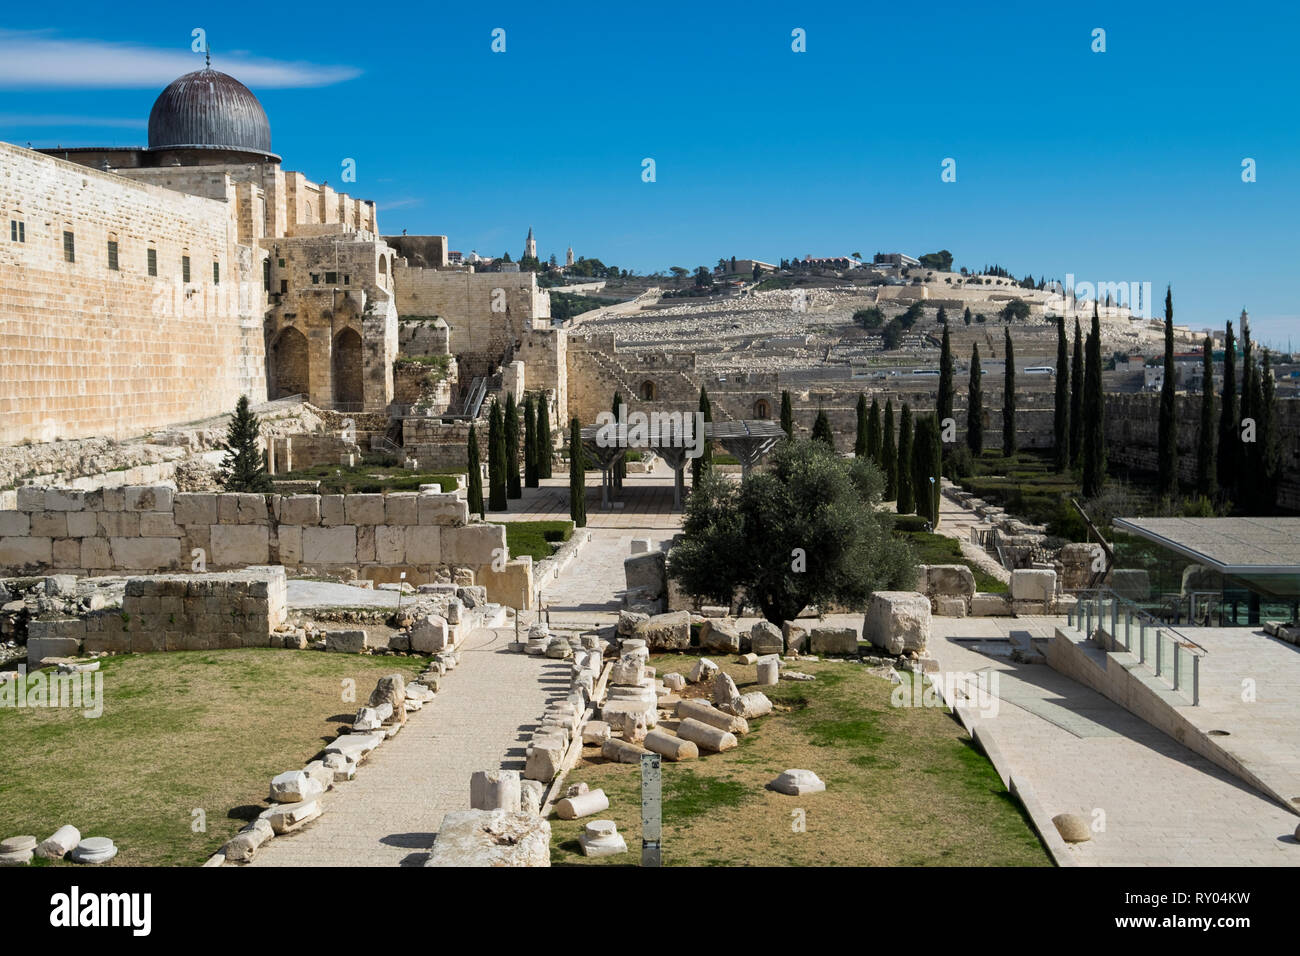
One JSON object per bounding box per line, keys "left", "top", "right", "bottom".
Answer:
{"left": 1065, "top": 587, "right": 1205, "bottom": 705}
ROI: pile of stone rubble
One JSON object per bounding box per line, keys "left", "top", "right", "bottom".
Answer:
{"left": 0, "top": 827, "right": 117, "bottom": 866}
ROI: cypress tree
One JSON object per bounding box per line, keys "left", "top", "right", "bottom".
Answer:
{"left": 1196, "top": 336, "right": 1216, "bottom": 499}
{"left": 867, "top": 397, "right": 882, "bottom": 465}
{"left": 1002, "top": 328, "right": 1017, "bottom": 458}
{"left": 1069, "top": 317, "right": 1084, "bottom": 465}
{"left": 523, "top": 393, "right": 539, "bottom": 488}
{"left": 897, "top": 404, "right": 915, "bottom": 514}
{"left": 963, "top": 306, "right": 972, "bottom": 326}
{"left": 1156, "top": 286, "right": 1178, "bottom": 499}
{"left": 692, "top": 387, "right": 713, "bottom": 485}
{"left": 568, "top": 417, "right": 586, "bottom": 527}
{"left": 881, "top": 399, "right": 898, "bottom": 500}
{"left": 612, "top": 392, "right": 626, "bottom": 491}
{"left": 536, "top": 396, "right": 553, "bottom": 479}
{"left": 487, "top": 398, "right": 507, "bottom": 510}
{"left": 912, "top": 415, "right": 941, "bottom": 524}
{"left": 780, "top": 390, "right": 794, "bottom": 439}
{"left": 1256, "top": 349, "right": 1279, "bottom": 514}
{"left": 967, "top": 343, "right": 983, "bottom": 456}
{"left": 854, "top": 393, "right": 869, "bottom": 457}
{"left": 1239, "top": 311, "right": 1256, "bottom": 506}
{"left": 812, "top": 408, "right": 834, "bottom": 449}
{"left": 1053, "top": 314, "right": 1070, "bottom": 471}
{"left": 937, "top": 322, "right": 955, "bottom": 426}
{"left": 218, "top": 394, "right": 273, "bottom": 492}
{"left": 1082, "top": 309, "right": 1106, "bottom": 497}
{"left": 466, "top": 424, "right": 484, "bottom": 519}
{"left": 1216, "top": 321, "right": 1238, "bottom": 499}
{"left": 504, "top": 392, "right": 522, "bottom": 499}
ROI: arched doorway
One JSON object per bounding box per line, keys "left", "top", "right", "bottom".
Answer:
{"left": 332, "top": 327, "right": 364, "bottom": 409}
{"left": 753, "top": 398, "right": 770, "bottom": 419}
{"left": 271, "top": 327, "right": 310, "bottom": 399}
{"left": 640, "top": 380, "right": 656, "bottom": 401}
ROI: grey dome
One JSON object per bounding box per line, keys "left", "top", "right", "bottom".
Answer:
{"left": 147, "top": 68, "right": 273, "bottom": 156}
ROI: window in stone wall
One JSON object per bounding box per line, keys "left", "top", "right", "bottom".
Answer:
{"left": 63, "top": 230, "right": 75, "bottom": 263}
{"left": 147, "top": 247, "right": 157, "bottom": 276}
{"left": 182, "top": 255, "right": 191, "bottom": 283}
{"left": 278, "top": 258, "right": 285, "bottom": 267}
{"left": 343, "top": 274, "right": 351, "bottom": 285}
{"left": 263, "top": 257, "right": 271, "bottom": 291}
{"left": 280, "top": 279, "right": 288, "bottom": 294}
{"left": 753, "top": 399, "right": 770, "bottom": 419}
{"left": 107, "top": 240, "right": 118, "bottom": 271}
{"left": 325, "top": 271, "right": 338, "bottom": 285}
{"left": 310, "top": 273, "right": 320, "bottom": 284}
{"left": 9, "top": 220, "right": 24, "bottom": 242}
{"left": 640, "top": 380, "right": 656, "bottom": 401}
{"left": 213, "top": 261, "right": 220, "bottom": 285}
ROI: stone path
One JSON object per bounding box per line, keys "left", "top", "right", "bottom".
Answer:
{"left": 247, "top": 627, "right": 564, "bottom": 867}
{"left": 927, "top": 616, "right": 1300, "bottom": 866}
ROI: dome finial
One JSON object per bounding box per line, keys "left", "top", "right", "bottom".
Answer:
{"left": 205, "top": 46, "right": 211, "bottom": 69}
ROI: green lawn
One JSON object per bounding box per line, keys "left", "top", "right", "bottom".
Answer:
{"left": 494, "top": 520, "right": 575, "bottom": 561}
{"left": 900, "top": 530, "right": 1008, "bottom": 593}
{"left": 550, "top": 654, "right": 1051, "bottom": 866}
{"left": 0, "top": 649, "right": 423, "bottom": 866}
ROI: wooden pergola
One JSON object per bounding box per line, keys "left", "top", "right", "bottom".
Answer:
{"left": 579, "top": 419, "right": 786, "bottom": 509}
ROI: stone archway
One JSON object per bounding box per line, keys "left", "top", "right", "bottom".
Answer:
{"left": 332, "top": 327, "right": 364, "bottom": 410}
{"left": 271, "top": 327, "right": 310, "bottom": 399}
{"left": 640, "top": 380, "right": 656, "bottom": 401}
{"left": 753, "top": 398, "right": 770, "bottom": 419}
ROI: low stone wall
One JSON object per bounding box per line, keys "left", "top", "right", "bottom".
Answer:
{"left": 26, "top": 567, "right": 287, "bottom": 663}
{"left": 0, "top": 484, "right": 509, "bottom": 591}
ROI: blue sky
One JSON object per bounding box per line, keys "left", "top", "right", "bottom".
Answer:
{"left": 2, "top": 2, "right": 1297, "bottom": 345}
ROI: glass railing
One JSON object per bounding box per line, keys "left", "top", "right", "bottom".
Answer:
{"left": 1065, "top": 588, "right": 1205, "bottom": 706}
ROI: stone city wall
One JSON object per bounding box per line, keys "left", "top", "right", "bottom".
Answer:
{"left": 0, "top": 142, "right": 267, "bottom": 445}
{"left": 1104, "top": 393, "right": 1300, "bottom": 509}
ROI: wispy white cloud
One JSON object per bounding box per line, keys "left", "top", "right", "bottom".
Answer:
{"left": 0, "top": 30, "right": 360, "bottom": 89}
{"left": 377, "top": 198, "right": 423, "bottom": 211}
{"left": 0, "top": 114, "right": 146, "bottom": 128}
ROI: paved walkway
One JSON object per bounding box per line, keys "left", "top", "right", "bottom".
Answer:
{"left": 928, "top": 617, "right": 1300, "bottom": 866}
{"left": 247, "top": 627, "right": 565, "bottom": 867}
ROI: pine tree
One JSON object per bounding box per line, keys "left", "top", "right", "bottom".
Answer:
{"left": 218, "top": 394, "right": 272, "bottom": 492}
{"left": 854, "top": 394, "right": 868, "bottom": 457}
{"left": 536, "top": 395, "right": 552, "bottom": 479}
{"left": 967, "top": 343, "right": 983, "bottom": 456}
{"left": 692, "top": 387, "right": 713, "bottom": 485}
{"left": 1002, "top": 328, "right": 1017, "bottom": 458}
{"left": 780, "top": 390, "right": 794, "bottom": 439}
{"left": 612, "top": 392, "right": 626, "bottom": 491}
{"left": 568, "top": 417, "right": 587, "bottom": 527}
{"left": 1216, "top": 321, "right": 1237, "bottom": 498}
{"left": 1053, "top": 314, "right": 1070, "bottom": 471}
{"left": 523, "top": 393, "right": 539, "bottom": 488}
{"left": 487, "top": 398, "right": 507, "bottom": 510}
{"left": 937, "top": 322, "right": 954, "bottom": 428}
{"left": 1196, "top": 335, "right": 1216, "bottom": 499}
{"left": 897, "top": 404, "right": 915, "bottom": 514}
{"left": 1069, "top": 317, "right": 1084, "bottom": 466}
{"left": 466, "top": 424, "right": 484, "bottom": 519}
{"left": 1156, "top": 287, "right": 1178, "bottom": 499}
{"left": 1082, "top": 308, "right": 1106, "bottom": 497}
{"left": 812, "top": 408, "right": 834, "bottom": 449}
{"left": 504, "top": 391, "right": 522, "bottom": 499}
{"left": 882, "top": 399, "right": 897, "bottom": 500}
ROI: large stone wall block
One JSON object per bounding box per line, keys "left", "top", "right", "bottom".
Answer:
{"left": 863, "top": 591, "right": 931, "bottom": 656}
{"left": 280, "top": 495, "right": 322, "bottom": 527}
{"left": 210, "top": 525, "right": 271, "bottom": 567}
{"left": 125, "top": 485, "right": 174, "bottom": 514}
{"left": 174, "top": 493, "right": 218, "bottom": 527}
{"left": 345, "top": 494, "right": 386, "bottom": 526}
{"left": 302, "top": 526, "right": 358, "bottom": 565}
